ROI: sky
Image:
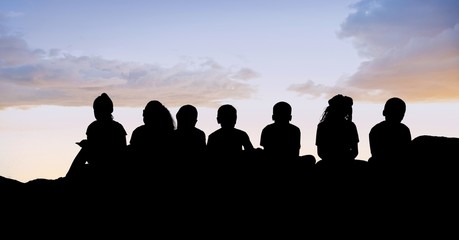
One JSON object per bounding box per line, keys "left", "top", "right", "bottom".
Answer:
{"left": 1, "top": 0, "right": 458, "bottom": 183}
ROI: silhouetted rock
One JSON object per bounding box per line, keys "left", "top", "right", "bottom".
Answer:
{"left": 1, "top": 175, "right": 24, "bottom": 195}
{"left": 410, "top": 135, "right": 459, "bottom": 188}
{"left": 411, "top": 135, "right": 459, "bottom": 165}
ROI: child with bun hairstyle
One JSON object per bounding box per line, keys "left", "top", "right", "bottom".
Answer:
{"left": 66, "top": 93, "right": 127, "bottom": 181}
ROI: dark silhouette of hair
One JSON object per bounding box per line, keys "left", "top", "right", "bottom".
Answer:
{"left": 173, "top": 104, "right": 207, "bottom": 160}
{"left": 66, "top": 93, "right": 127, "bottom": 182}
{"left": 319, "top": 94, "right": 354, "bottom": 123}
{"left": 206, "top": 104, "right": 254, "bottom": 161}
{"left": 129, "top": 100, "right": 176, "bottom": 158}
{"left": 260, "top": 101, "right": 301, "bottom": 161}
{"left": 315, "top": 94, "right": 359, "bottom": 163}
{"left": 93, "top": 93, "right": 114, "bottom": 121}
{"left": 369, "top": 97, "right": 412, "bottom": 169}
{"left": 142, "top": 100, "right": 176, "bottom": 131}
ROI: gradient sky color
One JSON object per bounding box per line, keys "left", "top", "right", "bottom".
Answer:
{"left": 1, "top": 0, "right": 458, "bottom": 182}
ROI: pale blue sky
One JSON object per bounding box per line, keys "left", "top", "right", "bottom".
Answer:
{"left": 1, "top": 0, "right": 458, "bottom": 182}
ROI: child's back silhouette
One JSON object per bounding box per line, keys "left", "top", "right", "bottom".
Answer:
{"left": 315, "top": 94, "right": 359, "bottom": 165}
{"left": 66, "top": 93, "right": 127, "bottom": 182}
{"left": 173, "top": 104, "right": 207, "bottom": 161}
{"left": 128, "top": 100, "right": 176, "bottom": 161}
{"left": 369, "top": 97, "right": 412, "bottom": 169}
{"left": 260, "top": 101, "right": 301, "bottom": 161}
{"left": 206, "top": 104, "right": 254, "bottom": 161}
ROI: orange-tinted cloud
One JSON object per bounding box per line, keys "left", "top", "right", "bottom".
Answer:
{"left": 290, "top": 0, "right": 459, "bottom": 103}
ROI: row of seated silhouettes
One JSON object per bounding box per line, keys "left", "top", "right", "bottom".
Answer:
{"left": 65, "top": 92, "right": 412, "bottom": 185}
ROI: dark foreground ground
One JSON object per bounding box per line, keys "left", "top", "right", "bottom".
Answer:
{"left": 1, "top": 135, "right": 458, "bottom": 236}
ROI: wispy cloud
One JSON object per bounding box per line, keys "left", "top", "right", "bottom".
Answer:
{"left": 290, "top": 0, "right": 459, "bottom": 102}
{"left": 0, "top": 15, "right": 258, "bottom": 109}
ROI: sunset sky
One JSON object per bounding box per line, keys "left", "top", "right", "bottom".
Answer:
{"left": 1, "top": 0, "right": 458, "bottom": 183}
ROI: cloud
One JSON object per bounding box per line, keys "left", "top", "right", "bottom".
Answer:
{"left": 290, "top": 0, "right": 459, "bottom": 102}
{"left": 0, "top": 21, "right": 257, "bottom": 109}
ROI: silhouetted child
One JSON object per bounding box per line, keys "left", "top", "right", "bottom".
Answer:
{"left": 260, "top": 101, "right": 301, "bottom": 161}
{"left": 129, "top": 100, "right": 176, "bottom": 162}
{"left": 315, "top": 94, "right": 359, "bottom": 166}
{"left": 66, "top": 93, "right": 127, "bottom": 183}
{"left": 173, "top": 104, "right": 207, "bottom": 161}
{"left": 126, "top": 100, "right": 176, "bottom": 186}
{"left": 259, "top": 101, "right": 316, "bottom": 182}
{"left": 206, "top": 104, "right": 254, "bottom": 162}
{"left": 170, "top": 104, "right": 207, "bottom": 185}
{"left": 368, "top": 97, "right": 412, "bottom": 170}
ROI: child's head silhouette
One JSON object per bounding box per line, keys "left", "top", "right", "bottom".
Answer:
{"left": 321, "top": 94, "right": 353, "bottom": 122}
{"left": 217, "top": 104, "right": 237, "bottom": 128}
{"left": 176, "top": 104, "right": 198, "bottom": 129}
{"left": 143, "top": 100, "right": 163, "bottom": 125}
{"left": 272, "top": 101, "right": 292, "bottom": 123}
{"left": 142, "top": 100, "right": 175, "bottom": 131}
{"left": 93, "top": 93, "right": 113, "bottom": 120}
{"left": 383, "top": 97, "right": 406, "bottom": 123}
